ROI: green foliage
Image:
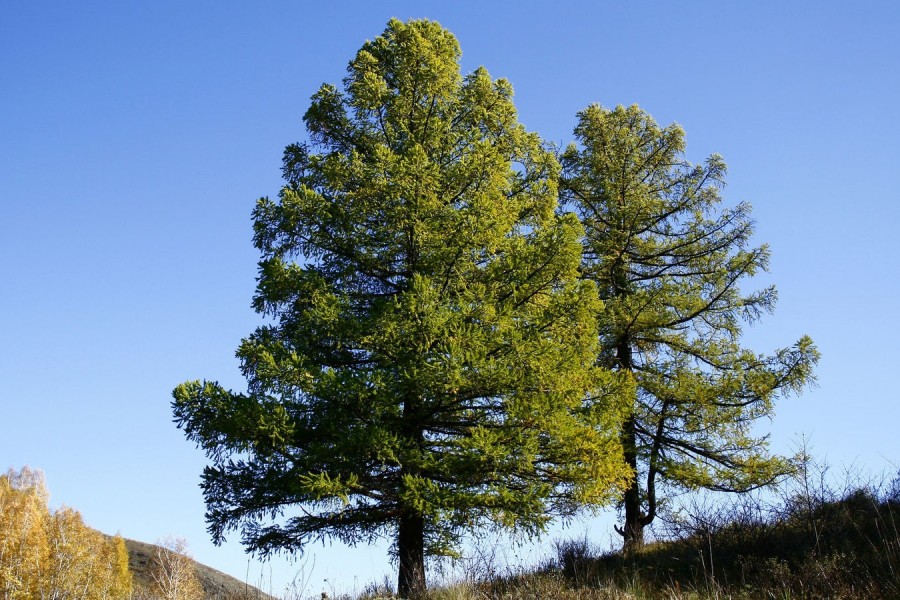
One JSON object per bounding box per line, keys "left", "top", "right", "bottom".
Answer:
{"left": 559, "top": 104, "right": 819, "bottom": 548}
{"left": 172, "top": 18, "right": 628, "bottom": 592}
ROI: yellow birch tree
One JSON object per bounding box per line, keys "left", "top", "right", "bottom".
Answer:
{"left": 0, "top": 467, "right": 132, "bottom": 599}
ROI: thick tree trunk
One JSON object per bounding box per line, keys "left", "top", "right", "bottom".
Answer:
{"left": 398, "top": 393, "right": 427, "bottom": 598}
{"left": 397, "top": 511, "right": 426, "bottom": 599}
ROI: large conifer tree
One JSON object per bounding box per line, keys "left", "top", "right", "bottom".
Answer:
{"left": 173, "top": 20, "right": 628, "bottom": 598}
{"left": 560, "top": 104, "right": 819, "bottom": 554}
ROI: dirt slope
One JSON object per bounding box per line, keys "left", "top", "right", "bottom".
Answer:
{"left": 125, "top": 538, "right": 277, "bottom": 600}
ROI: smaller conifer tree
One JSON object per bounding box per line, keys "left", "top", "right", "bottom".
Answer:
{"left": 560, "top": 104, "right": 819, "bottom": 553}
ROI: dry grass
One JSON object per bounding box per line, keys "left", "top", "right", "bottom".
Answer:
{"left": 149, "top": 457, "right": 900, "bottom": 600}
{"left": 352, "top": 459, "right": 900, "bottom": 600}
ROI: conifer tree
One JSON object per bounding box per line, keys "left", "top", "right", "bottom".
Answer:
{"left": 560, "top": 104, "right": 819, "bottom": 553}
{"left": 173, "top": 19, "right": 628, "bottom": 598}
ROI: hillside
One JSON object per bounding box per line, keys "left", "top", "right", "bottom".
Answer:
{"left": 125, "top": 538, "right": 277, "bottom": 600}
{"left": 442, "top": 482, "right": 900, "bottom": 600}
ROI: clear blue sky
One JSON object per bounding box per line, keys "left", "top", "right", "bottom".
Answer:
{"left": 2, "top": 1, "right": 898, "bottom": 595}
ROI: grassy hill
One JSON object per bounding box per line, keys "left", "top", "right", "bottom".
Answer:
{"left": 124, "top": 538, "right": 277, "bottom": 600}
{"left": 407, "top": 477, "right": 900, "bottom": 600}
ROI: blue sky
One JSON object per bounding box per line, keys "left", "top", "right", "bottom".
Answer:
{"left": 2, "top": 1, "right": 898, "bottom": 595}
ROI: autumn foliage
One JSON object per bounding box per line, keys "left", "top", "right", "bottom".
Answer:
{"left": 0, "top": 466, "right": 132, "bottom": 599}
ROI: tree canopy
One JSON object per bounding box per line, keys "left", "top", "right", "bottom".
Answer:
{"left": 560, "top": 104, "right": 819, "bottom": 552}
{"left": 0, "top": 467, "right": 133, "bottom": 600}
{"left": 173, "top": 19, "right": 628, "bottom": 598}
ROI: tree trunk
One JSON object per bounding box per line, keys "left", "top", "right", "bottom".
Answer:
{"left": 622, "top": 487, "right": 646, "bottom": 554}
{"left": 621, "top": 416, "right": 645, "bottom": 556}
{"left": 397, "top": 511, "right": 426, "bottom": 599}
{"left": 616, "top": 334, "right": 646, "bottom": 555}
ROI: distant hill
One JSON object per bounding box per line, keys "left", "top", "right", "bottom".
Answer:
{"left": 124, "top": 538, "right": 277, "bottom": 600}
